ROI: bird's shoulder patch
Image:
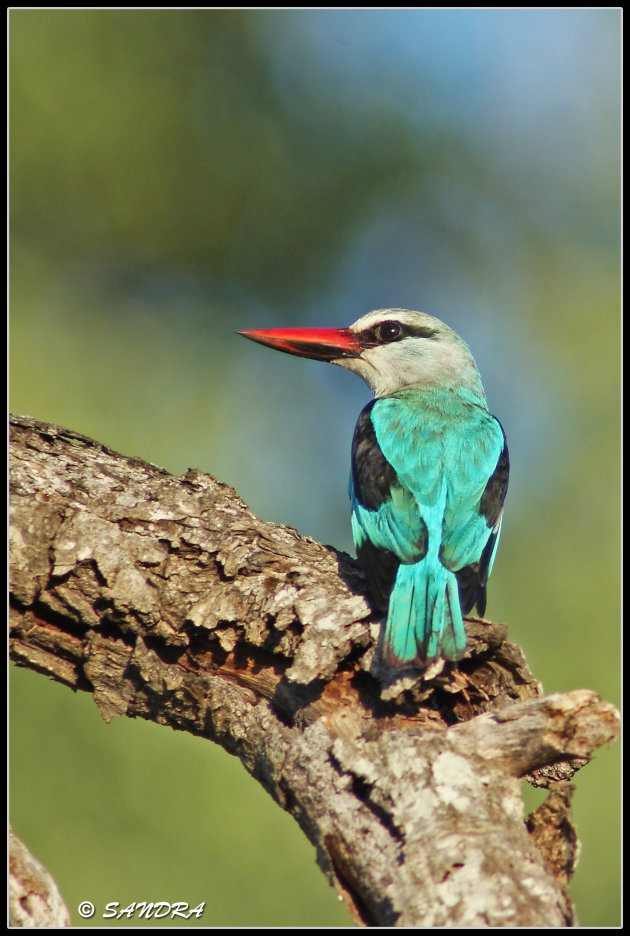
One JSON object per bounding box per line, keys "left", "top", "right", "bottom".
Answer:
{"left": 480, "top": 419, "right": 510, "bottom": 528}
{"left": 351, "top": 400, "right": 399, "bottom": 510}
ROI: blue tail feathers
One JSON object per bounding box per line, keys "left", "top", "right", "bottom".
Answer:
{"left": 382, "top": 562, "right": 467, "bottom": 667}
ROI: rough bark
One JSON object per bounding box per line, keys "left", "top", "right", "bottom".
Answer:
{"left": 9, "top": 414, "right": 619, "bottom": 927}
{"left": 9, "top": 828, "right": 71, "bottom": 928}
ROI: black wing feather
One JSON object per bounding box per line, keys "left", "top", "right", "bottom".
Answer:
{"left": 351, "top": 401, "right": 399, "bottom": 511}
{"left": 351, "top": 401, "right": 401, "bottom": 609}
{"left": 456, "top": 419, "right": 509, "bottom": 616}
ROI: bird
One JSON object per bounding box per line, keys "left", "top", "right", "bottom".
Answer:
{"left": 238, "top": 308, "right": 509, "bottom": 669}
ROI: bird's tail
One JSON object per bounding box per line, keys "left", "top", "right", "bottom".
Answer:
{"left": 382, "top": 562, "right": 466, "bottom": 667}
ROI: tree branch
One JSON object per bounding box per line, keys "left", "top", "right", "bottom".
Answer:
{"left": 9, "top": 414, "right": 619, "bottom": 927}
{"left": 9, "top": 828, "right": 71, "bottom": 928}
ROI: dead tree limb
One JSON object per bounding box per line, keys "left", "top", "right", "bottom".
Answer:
{"left": 9, "top": 828, "right": 71, "bottom": 928}
{"left": 9, "top": 414, "right": 619, "bottom": 927}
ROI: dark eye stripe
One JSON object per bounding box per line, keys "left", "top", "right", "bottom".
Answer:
{"left": 360, "top": 321, "right": 439, "bottom": 347}
{"left": 378, "top": 321, "right": 402, "bottom": 342}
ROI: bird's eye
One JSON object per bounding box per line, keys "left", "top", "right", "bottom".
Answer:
{"left": 377, "top": 321, "right": 403, "bottom": 343}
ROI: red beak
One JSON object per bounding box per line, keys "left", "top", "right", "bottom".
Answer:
{"left": 238, "top": 327, "right": 362, "bottom": 361}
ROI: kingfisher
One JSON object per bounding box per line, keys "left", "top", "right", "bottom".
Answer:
{"left": 239, "top": 309, "right": 509, "bottom": 669}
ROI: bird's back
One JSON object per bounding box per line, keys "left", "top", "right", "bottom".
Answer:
{"left": 351, "top": 387, "right": 508, "bottom": 665}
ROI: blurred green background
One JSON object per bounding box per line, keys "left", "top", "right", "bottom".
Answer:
{"left": 10, "top": 9, "right": 620, "bottom": 927}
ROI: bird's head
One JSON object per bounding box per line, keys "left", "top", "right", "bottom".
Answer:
{"left": 239, "top": 308, "right": 485, "bottom": 400}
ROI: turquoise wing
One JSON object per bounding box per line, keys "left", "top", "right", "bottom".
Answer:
{"left": 350, "top": 391, "right": 508, "bottom": 665}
